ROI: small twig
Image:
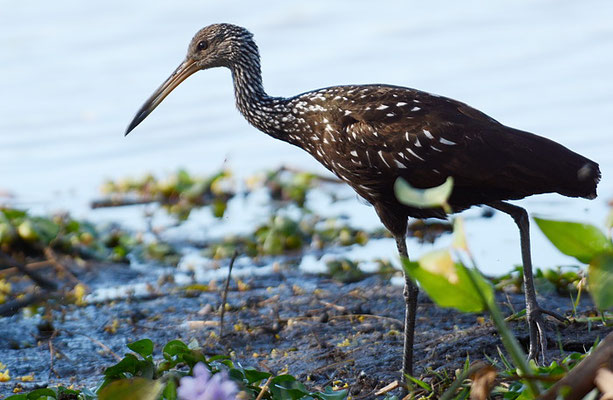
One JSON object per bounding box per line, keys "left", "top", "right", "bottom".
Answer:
{"left": 0, "top": 291, "right": 50, "bottom": 317}
{"left": 219, "top": 251, "right": 238, "bottom": 338}
{"left": 329, "top": 313, "right": 403, "bottom": 326}
{"left": 43, "top": 247, "right": 81, "bottom": 285}
{"left": 64, "top": 330, "right": 122, "bottom": 362}
{"left": 0, "top": 253, "right": 57, "bottom": 290}
{"left": 48, "top": 329, "right": 60, "bottom": 379}
{"left": 374, "top": 380, "right": 400, "bottom": 396}
{"left": 1, "top": 260, "right": 54, "bottom": 276}
{"left": 255, "top": 375, "right": 274, "bottom": 400}
{"left": 90, "top": 196, "right": 159, "bottom": 209}
{"left": 319, "top": 300, "right": 348, "bottom": 312}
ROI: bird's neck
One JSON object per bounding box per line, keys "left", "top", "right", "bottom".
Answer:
{"left": 229, "top": 58, "right": 290, "bottom": 140}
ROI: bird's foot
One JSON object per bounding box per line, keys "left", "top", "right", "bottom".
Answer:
{"left": 526, "top": 307, "right": 569, "bottom": 363}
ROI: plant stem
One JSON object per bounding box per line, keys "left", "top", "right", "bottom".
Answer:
{"left": 463, "top": 266, "right": 541, "bottom": 396}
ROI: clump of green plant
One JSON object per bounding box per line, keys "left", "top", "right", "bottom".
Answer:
{"left": 535, "top": 216, "right": 613, "bottom": 311}
{"left": 394, "top": 177, "right": 613, "bottom": 399}
{"left": 324, "top": 258, "right": 366, "bottom": 283}
{"left": 322, "top": 257, "right": 396, "bottom": 283}
{"left": 205, "top": 214, "right": 370, "bottom": 259}
{"left": 256, "top": 168, "right": 320, "bottom": 208}
{"left": 0, "top": 208, "right": 136, "bottom": 262}
{"left": 5, "top": 338, "right": 348, "bottom": 400}
{"left": 492, "top": 265, "right": 583, "bottom": 295}
{"left": 0, "top": 207, "right": 185, "bottom": 269}
{"left": 101, "top": 169, "right": 234, "bottom": 220}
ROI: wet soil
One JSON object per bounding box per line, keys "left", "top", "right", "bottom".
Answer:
{"left": 1, "top": 260, "right": 611, "bottom": 399}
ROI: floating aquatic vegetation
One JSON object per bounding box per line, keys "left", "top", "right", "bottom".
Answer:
{"left": 99, "top": 169, "right": 235, "bottom": 220}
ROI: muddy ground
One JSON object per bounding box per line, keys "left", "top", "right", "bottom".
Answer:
{"left": 1, "top": 259, "right": 611, "bottom": 399}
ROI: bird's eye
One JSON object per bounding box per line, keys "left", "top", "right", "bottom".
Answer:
{"left": 197, "top": 40, "right": 208, "bottom": 51}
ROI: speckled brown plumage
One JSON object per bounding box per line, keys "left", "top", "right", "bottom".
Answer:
{"left": 126, "top": 23, "right": 601, "bottom": 383}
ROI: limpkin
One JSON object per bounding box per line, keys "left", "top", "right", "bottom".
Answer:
{"left": 126, "top": 24, "right": 601, "bottom": 379}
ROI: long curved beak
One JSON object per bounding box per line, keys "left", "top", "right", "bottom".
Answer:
{"left": 125, "top": 58, "right": 200, "bottom": 136}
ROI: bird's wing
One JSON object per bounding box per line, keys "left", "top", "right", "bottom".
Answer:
{"left": 337, "top": 85, "right": 506, "bottom": 189}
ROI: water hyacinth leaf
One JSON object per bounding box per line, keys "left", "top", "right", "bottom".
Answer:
{"left": 103, "top": 354, "right": 139, "bottom": 377}
{"left": 402, "top": 252, "right": 492, "bottom": 312}
{"left": 315, "top": 388, "right": 349, "bottom": 400}
{"left": 127, "top": 339, "right": 154, "bottom": 358}
{"left": 163, "top": 340, "right": 190, "bottom": 358}
{"left": 98, "top": 378, "right": 163, "bottom": 400}
{"left": 534, "top": 217, "right": 613, "bottom": 263}
{"left": 30, "top": 217, "right": 60, "bottom": 244}
{"left": 24, "top": 388, "right": 57, "bottom": 399}
{"left": 394, "top": 176, "right": 453, "bottom": 209}
{"left": 242, "top": 367, "right": 272, "bottom": 384}
{"left": 588, "top": 253, "right": 613, "bottom": 310}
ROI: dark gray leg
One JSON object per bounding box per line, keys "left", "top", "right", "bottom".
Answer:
{"left": 395, "top": 235, "right": 419, "bottom": 379}
{"left": 489, "top": 201, "right": 566, "bottom": 362}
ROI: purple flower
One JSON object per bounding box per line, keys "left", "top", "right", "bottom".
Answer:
{"left": 178, "top": 363, "right": 238, "bottom": 400}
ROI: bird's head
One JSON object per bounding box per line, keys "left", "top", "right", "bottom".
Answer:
{"left": 125, "top": 23, "right": 256, "bottom": 135}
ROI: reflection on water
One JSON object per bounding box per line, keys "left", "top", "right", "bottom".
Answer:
{"left": 0, "top": 1, "right": 612, "bottom": 274}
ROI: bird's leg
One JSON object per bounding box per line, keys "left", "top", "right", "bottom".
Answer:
{"left": 489, "top": 201, "right": 566, "bottom": 363}
{"left": 395, "top": 235, "right": 419, "bottom": 381}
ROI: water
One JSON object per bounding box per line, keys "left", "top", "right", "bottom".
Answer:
{"left": 1, "top": 1, "right": 612, "bottom": 275}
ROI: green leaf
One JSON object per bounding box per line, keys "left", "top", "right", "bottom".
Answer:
{"left": 26, "top": 389, "right": 57, "bottom": 400}
{"left": 405, "top": 374, "right": 432, "bottom": 391}
{"left": 128, "top": 339, "right": 154, "bottom": 358}
{"left": 534, "top": 217, "right": 613, "bottom": 263}
{"left": 104, "top": 354, "right": 139, "bottom": 378}
{"left": 313, "top": 387, "right": 349, "bottom": 400}
{"left": 98, "top": 378, "right": 163, "bottom": 400}
{"left": 162, "top": 340, "right": 189, "bottom": 358}
{"left": 394, "top": 176, "right": 453, "bottom": 209}
{"left": 4, "top": 395, "right": 27, "bottom": 400}
{"left": 1, "top": 208, "right": 27, "bottom": 220}
{"left": 402, "top": 251, "right": 493, "bottom": 312}
{"left": 242, "top": 367, "right": 272, "bottom": 384}
{"left": 30, "top": 217, "right": 60, "bottom": 244}
{"left": 588, "top": 253, "right": 613, "bottom": 310}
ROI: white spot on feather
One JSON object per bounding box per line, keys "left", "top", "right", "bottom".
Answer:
{"left": 376, "top": 105, "right": 389, "bottom": 110}
{"left": 397, "top": 102, "right": 407, "bottom": 106}
{"left": 423, "top": 129, "right": 434, "bottom": 139}
{"left": 378, "top": 151, "right": 390, "bottom": 167}
{"left": 406, "top": 148, "right": 424, "bottom": 161}
{"left": 440, "top": 138, "right": 457, "bottom": 146}
{"left": 350, "top": 150, "right": 358, "bottom": 157}
{"left": 411, "top": 107, "right": 421, "bottom": 112}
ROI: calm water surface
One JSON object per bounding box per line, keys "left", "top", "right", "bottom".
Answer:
{"left": 1, "top": 1, "right": 612, "bottom": 274}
